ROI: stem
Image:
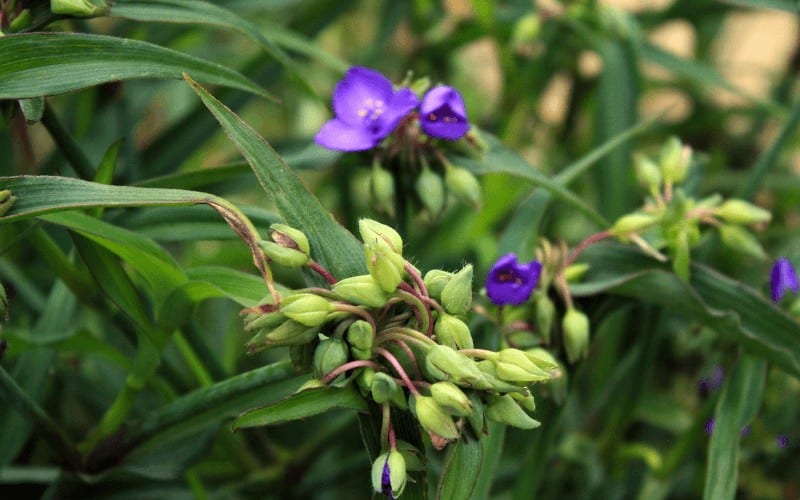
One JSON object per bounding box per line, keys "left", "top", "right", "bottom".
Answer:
{"left": 388, "top": 423, "right": 397, "bottom": 451}
{"left": 374, "top": 347, "right": 421, "bottom": 397}
{"left": 566, "top": 230, "right": 612, "bottom": 266}
{"left": 309, "top": 260, "right": 337, "bottom": 285}
{"left": 397, "top": 284, "right": 433, "bottom": 336}
{"left": 457, "top": 348, "right": 498, "bottom": 360}
{"left": 404, "top": 262, "right": 429, "bottom": 297}
{"left": 381, "top": 403, "right": 391, "bottom": 450}
{"left": 332, "top": 302, "right": 377, "bottom": 333}
{"left": 173, "top": 331, "right": 214, "bottom": 387}
{"left": 555, "top": 273, "right": 574, "bottom": 310}
{"left": 321, "top": 360, "right": 381, "bottom": 385}
{"left": 378, "top": 326, "right": 437, "bottom": 347}
{"left": 385, "top": 338, "right": 422, "bottom": 380}
{"left": 41, "top": 103, "right": 95, "bottom": 180}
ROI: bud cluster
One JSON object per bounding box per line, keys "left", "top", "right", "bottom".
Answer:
{"left": 243, "top": 219, "right": 557, "bottom": 497}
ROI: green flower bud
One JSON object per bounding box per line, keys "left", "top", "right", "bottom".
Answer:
{"left": 411, "top": 395, "right": 459, "bottom": 440}
{"left": 51, "top": 0, "right": 109, "bottom": 17}
{"left": 371, "top": 372, "right": 399, "bottom": 404}
{"left": 563, "top": 263, "right": 590, "bottom": 283}
{"left": 247, "top": 319, "right": 318, "bottom": 351}
{"left": 424, "top": 270, "right": 454, "bottom": 301}
{"left": 359, "top": 218, "right": 403, "bottom": 255}
{"left": 562, "top": 308, "right": 590, "bottom": 363}
{"left": 430, "top": 381, "right": 472, "bottom": 416}
{"left": 533, "top": 293, "right": 555, "bottom": 344}
{"left": 364, "top": 244, "right": 405, "bottom": 293}
{"left": 357, "top": 367, "right": 375, "bottom": 394}
{"left": 634, "top": 154, "right": 662, "bottom": 191}
{"left": 294, "top": 379, "right": 325, "bottom": 393}
{"left": 434, "top": 313, "right": 473, "bottom": 350}
{"left": 9, "top": 9, "right": 33, "bottom": 32}
{"left": 510, "top": 388, "right": 536, "bottom": 412}
{"left": 415, "top": 165, "right": 446, "bottom": 217}
{"left": 718, "top": 224, "right": 766, "bottom": 259}
{"left": 350, "top": 347, "right": 371, "bottom": 360}
{"left": 445, "top": 165, "right": 482, "bottom": 209}
{"left": 466, "top": 392, "right": 487, "bottom": 436}
{"left": 474, "top": 360, "right": 527, "bottom": 393}
{"left": 269, "top": 223, "right": 310, "bottom": 255}
{"left": 425, "top": 345, "right": 484, "bottom": 386}
{"left": 495, "top": 348, "right": 552, "bottom": 383}
{"left": 409, "top": 75, "right": 431, "bottom": 97}
{"left": 371, "top": 450, "right": 407, "bottom": 498}
{"left": 346, "top": 320, "right": 374, "bottom": 351}
{"left": 659, "top": 137, "right": 691, "bottom": 184}
{"left": 243, "top": 310, "right": 284, "bottom": 332}
{"left": 486, "top": 394, "right": 541, "bottom": 429}
{"left": 524, "top": 348, "right": 560, "bottom": 373}
{"left": 370, "top": 162, "right": 396, "bottom": 217}
{"left": 280, "top": 293, "right": 332, "bottom": 327}
{"left": 313, "top": 338, "right": 349, "bottom": 379}
{"left": 258, "top": 240, "right": 309, "bottom": 267}
{"left": 610, "top": 212, "right": 660, "bottom": 237}
{"left": 714, "top": 199, "right": 771, "bottom": 225}
{"left": 440, "top": 264, "right": 473, "bottom": 316}
{"left": 511, "top": 13, "right": 541, "bottom": 45}
{"left": 332, "top": 275, "right": 388, "bottom": 308}
{"left": 0, "top": 190, "right": 15, "bottom": 217}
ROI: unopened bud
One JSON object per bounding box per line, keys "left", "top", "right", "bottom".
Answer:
{"left": 486, "top": 394, "right": 541, "bottom": 429}
{"left": 269, "top": 223, "right": 310, "bottom": 255}
{"left": 411, "top": 395, "right": 459, "bottom": 440}
{"left": 445, "top": 165, "right": 482, "bottom": 209}
{"left": 659, "top": 137, "right": 691, "bottom": 184}
{"left": 434, "top": 313, "right": 473, "bottom": 350}
{"left": 634, "top": 154, "right": 662, "bottom": 191}
{"left": 718, "top": 224, "right": 766, "bottom": 259}
{"left": 370, "top": 372, "right": 399, "bottom": 404}
{"left": 533, "top": 293, "right": 555, "bottom": 344}
{"left": 440, "top": 264, "right": 473, "bottom": 316}
{"left": 563, "top": 263, "right": 590, "bottom": 283}
{"left": 258, "top": 240, "right": 308, "bottom": 267}
{"left": 364, "top": 244, "right": 405, "bottom": 293}
{"left": 610, "top": 212, "right": 659, "bottom": 236}
{"left": 714, "top": 199, "right": 771, "bottom": 225}
{"left": 359, "top": 218, "right": 403, "bottom": 255}
{"left": 370, "top": 162, "right": 396, "bottom": 217}
{"left": 243, "top": 310, "right": 284, "bottom": 332}
{"left": 247, "top": 319, "right": 318, "bottom": 351}
{"left": 332, "top": 275, "right": 388, "bottom": 308}
{"left": 466, "top": 392, "right": 487, "bottom": 436}
{"left": 423, "top": 270, "right": 453, "bottom": 300}
{"left": 9, "top": 9, "right": 33, "bottom": 32}
{"left": 510, "top": 388, "right": 536, "bottom": 412}
{"left": 0, "top": 191, "right": 15, "bottom": 217}
{"left": 425, "top": 345, "right": 483, "bottom": 386}
{"left": 280, "top": 293, "right": 332, "bottom": 327}
{"left": 562, "top": 308, "right": 590, "bottom": 363}
{"left": 524, "top": 348, "right": 560, "bottom": 373}
{"left": 474, "top": 360, "right": 526, "bottom": 393}
{"left": 430, "top": 381, "right": 472, "bottom": 416}
{"left": 371, "top": 450, "right": 407, "bottom": 498}
{"left": 357, "top": 367, "right": 375, "bottom": 394}
{"left": 511, "top": 13, "right": 541, "bottom": 45}
{"left": 495, "top": 348, "right": 552, "bottom": 383}
{"left": 313, "top": 338, "right": 349, "bottom": 379}
{"left": 415, "top": 165, "right": 446, "bottom": 217}
{"left": 51, "top": 0, "right": 109, "bottom": 17}
{"left": 346, "top": 320, "right": 374, "bottom": 351}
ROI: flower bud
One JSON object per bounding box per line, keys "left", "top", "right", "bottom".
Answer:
{"left": 415, "top": 165, "right": 446, "bottom": 217}
{"left": 359, "top": 218, "right": 403, "bottom": 255}
{"left": 440, "top": 264, "right": 473, "bottom": 316}
{"left": 258, "top": 240, "right": 309, "bottom": 267}
{"left": 370, "top": 162, "right": 396, "bottom": 217}
{"left": 634, "top": 154, "right": 662, "bottom": 191}
{"left": 466, "top": 392, "right": 487, "bottom": 436}
{"left": 346, "top": 320, "right": 374, "bottom": 351}
{"left": 332, "top": 275, "right": 388, "bottom": 308}
{"left": 247, "top": 319, "right": 318, "bottom": 351}
{"left": 533, "top": 293, "right": 555, "bottom": 344}
{"left": 269, "top": 223, "right": 310, "bottom": 255}
{"left": 562, "top": 308, "right": 589, "bottom": 363}
{"left": 409, "top": 76, "right": 432, "bottom": 97}
{"left": 718, "top": 224, "right": 766, "bottom": 259}
{"left": 357, "top": 367, "right": 375, "bottom": 394}
{"left": 510, "top": 388, "right": 536, "bottom": 412}
{"left": 511, "top": 13, "right": 541, "bottom": 45}
{"left": 364, "top": 244, "right": 405, "bottom": 293}
{"left": 430, "top": 381, "right": 472, "bottom": 416}
{"left": 495, "top": 348, "right": 552, "bottom": 383}
{"left": 524, "top": 348, "right": 560, "bottom": 373}
{"left": 313, "top": 338, "right": 349, "bottom": 379}
{"left": 425, "top": 345, "right": 483, "bottom": 386}
{"left": 659, "top": 137, "right": 691, "bottom": 184}
{"left": 51, "top": 0, "right": 109, "bottom": 17}
{"left": 243, "top": 310, "right": 284, "bottom": 332}
{"left": 563, "top": 263, "right": 590, "bottom": 283}
{"left": 9, "top": 9, "right": 32, "bottom": 32}
{"left": 280, "top": 293, "right": 332, "bottom": 327}
{"left": 714, "top": 199, "right": 771, "bottom": 225}
{"left": 610, "top": 212, "right": 659, "bottom": 236}
{"left": 424, "top": 270, "right": 453, "bottom": 301}
{"left": 473, "top": 360, "right": 526, "bottom": 392}
{"left": 445, "top": 165, "right": 482, "bottom": 209}
{"left": 370, "top": 372, "right": 399, "bottom": 404}
{"left": 434, "top": 313, "right": 473, "bottom": 350}
{"left": 410, "top": 395, "right": 459, "bottom": 440}
{"left": 486, "top": 394, "right": 541, "bottom": 429}
{"left": 0, "top": 190, "right": 15, "bottom": 217}
{"left": 371, "top": 450, "right": 407, "bottom": 498}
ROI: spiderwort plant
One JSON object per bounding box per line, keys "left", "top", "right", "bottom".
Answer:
{"left": 770, "top": 257, "right": 799, "bottom": 303}
{"left": 486, "top": 253, "right": 542, "bottom": 306}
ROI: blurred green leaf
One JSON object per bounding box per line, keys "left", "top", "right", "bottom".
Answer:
{"left": 233, "top": 386, "right": 367, "bottom": 430}
{"left": 437, "top": 435, "right": 483, "bottom": 500}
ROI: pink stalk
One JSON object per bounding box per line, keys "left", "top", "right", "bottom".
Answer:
{"left": 375, "top": 347, "right": 421, "bottom": 397}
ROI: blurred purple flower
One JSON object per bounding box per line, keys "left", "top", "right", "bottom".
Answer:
{"left": 740, "top": 425, "right": 751, "bottom": 438}
{"left": 698, "top": 365, "right": 725, "bottom": 397}
{"left": 420, "top": 85, "right": 469, "bottom": 140}
{"left": 770, "top": 257, "right": 799, "bottom": 303}
{"left": 705, "top": 418, "right": 715, "bottom": 436}
{"left": 486, "top": 253, "right": 542, "bottom": 306}
{"left": 776, "top": 434, "right": 788, "bottom": 449}
{"left": 315, "top": 67, "right": 418, "bottom": 152}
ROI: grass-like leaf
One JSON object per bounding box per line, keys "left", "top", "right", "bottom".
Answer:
{"left": 233, "top": 386, "right": 367, "bottom": 430}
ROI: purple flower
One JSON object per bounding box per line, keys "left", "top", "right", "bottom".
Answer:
{"left": 776, "top": 434, "right": 788, "bottom": 449}
{"left": 420, "top": 85, "right": 469, "bottom": 140}
{"left": 315, "top": 67, "right": 419, "bottom": 152}
{"left": 698, "top": 365, "right": 724, "bottom": 397}
{"left": 486, "top": 253, "right": 542, "bottom": 306}
{"left": 770, "top": 257, "right": 799, "bottom": 303}
{"left": 705, "top": 418, "right": 715, "bottom": 436}
{"left": 381, "top": 458, "right": 394, "bottom": 500}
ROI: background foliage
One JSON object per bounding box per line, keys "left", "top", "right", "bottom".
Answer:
{"left": 1, "top": 0, "right": 799, "bottom": 498}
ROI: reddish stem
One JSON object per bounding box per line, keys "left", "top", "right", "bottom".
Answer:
{"left": 375, "top": 347, "right": 421, "bottom": 397}
{"left": 309, "top": 260, "right": 337, "bottom": 285}
{"left": 404, "top": 262, "right": 429, "bottom": 297}
{"left": 322, "top": 359, "right": 381, "bottom": 384}
{"left": 386, "top": 338, "right": 422, "bottom": 380}
{"left": 566, "top": 230, "right": 612, "bottom": 266}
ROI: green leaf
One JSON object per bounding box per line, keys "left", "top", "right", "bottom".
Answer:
{"left": 436, "top": 435, "right": 483, "bottom": 500}
{"left": 704, "top": 356, "right": 765, "bottom": 500}
{"left": 186, "top": 76, "right": 366, "bottom": 278}
{"left": 573, "top": 244, "right": 800, "bottom": 378}
{"left": 17, "top": 97, "right": 44, "bottom": 124}
{"left": 233, "top": 386, "right": 367, "bottom": 430}
{"left": 0, "top": 32, "right": 270, "bottom": 99}
{"left": 185, "top": 266, "right": 270, "bottom": 306}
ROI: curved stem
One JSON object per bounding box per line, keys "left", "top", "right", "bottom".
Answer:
{"left": 566, "top": 230, "right": 612, "bottom": 267}
{"left": 374, "top": 347, "right": 421, "bottom": 397}
{"left": 309, "top": 260, "right": 337, "bottom": 285}
{"left": 385, "top": 338, "right": 422, "bottom": 380}
{"left": 404, "top": 262, "right": 429, "bottom": 297}
{"left": 332, "top": 302, "right": 377, "bottom": 333}
{"left": 322, "top": 360, "right": 381, "bottom": 385}
{"left": 397, "top": 285, "right": 433, "bottom": 336}
{"left": 457, "top": 348, "right": 498, "bottom": 360}
{"left": 378, "top": 326, "right": 437, "bottom": 347}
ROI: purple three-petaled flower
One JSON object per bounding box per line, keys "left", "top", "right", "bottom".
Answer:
{"left": 770, "top": 257, "right": 799, "bottom": 303}
{"left": 381, "top": 458, "right": 394, "bottom": 499}
{"left": 419, "top": 85, "right": 469, "bottom": 140}
{"left": 315, "top": 67, "right": 418, "bottom": 152}
{"left": 486, "top": 253, "right": 542, "bottom": 306}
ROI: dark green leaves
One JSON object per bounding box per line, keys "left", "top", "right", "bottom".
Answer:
{"left": 233, "top": 386, "right": 367, "bottom": 430}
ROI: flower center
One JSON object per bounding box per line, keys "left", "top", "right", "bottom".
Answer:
{"left": 357, "top": 98, "right": 386, "bottom": 122}
{"left": 427, "top": 105, "right": 461, "bottom": 124}
{"left": 498, "top": 271, "right": 524, "bottom": 286}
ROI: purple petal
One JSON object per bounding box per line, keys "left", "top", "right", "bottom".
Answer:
{"left": 314, "top": 118, "right": 377, "bottom": 152}
{"left": 375, "top": 88, "right": 419, "bottom": 137}
{"left": 332, "top": 67, "right": 394, "bottom": 125}
{"left": 420, "top": 86, "right": 469, "bottom": 140}
{"left": 486, "top": 253, "right": 541, "bottom": 306}
{"left": 770, "top": 257, "right": 799, "bottom": 303}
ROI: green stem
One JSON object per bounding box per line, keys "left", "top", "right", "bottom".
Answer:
{"left": 173, "top": 331, "right": 214, "bottom": 387}
{"left": 41, "top": 103, "right": 95, "bottom": 180}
